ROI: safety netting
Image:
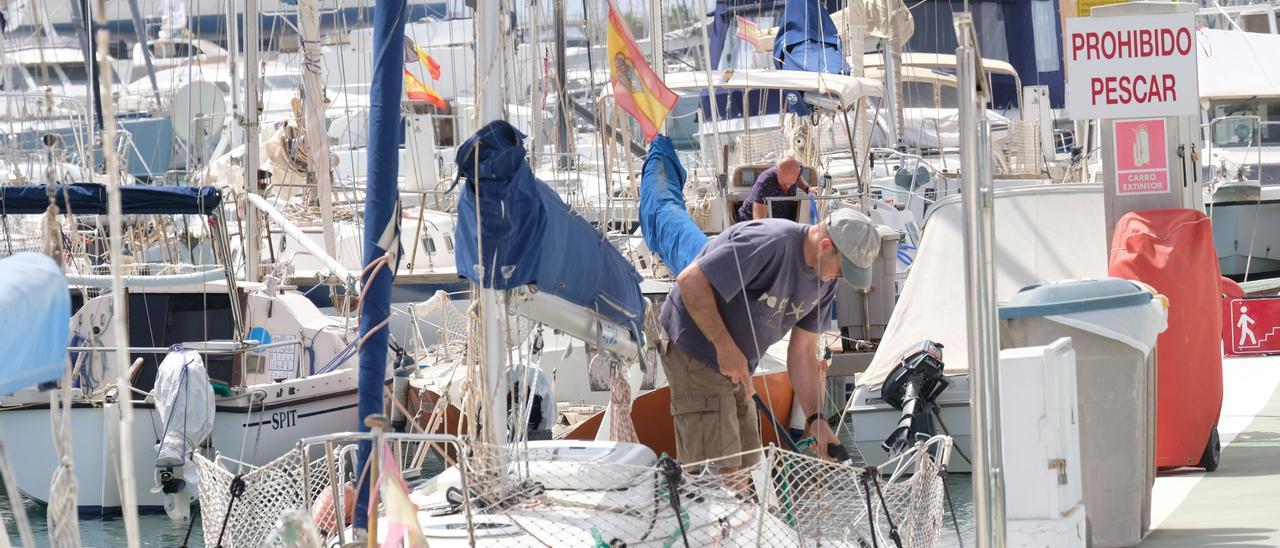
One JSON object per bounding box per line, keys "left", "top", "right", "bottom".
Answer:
{"left": 195, "top": 435, "right": 951, "bottom": 547}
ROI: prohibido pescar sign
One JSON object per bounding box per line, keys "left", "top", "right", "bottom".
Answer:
{"left": 1065, "top": 13, "right": 1199, "bottom": 119}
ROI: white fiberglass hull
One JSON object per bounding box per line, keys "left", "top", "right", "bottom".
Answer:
{"left": 0, "top": 370, "right": 360, "bottom": 515}
{"left": 1207, "top": 185, "right": 1280, "bottom": 277}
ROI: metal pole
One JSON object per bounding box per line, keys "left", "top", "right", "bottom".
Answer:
{"left": 696, "top": 0, "right": 725, "bottom": 177}
{"left": 648, "top": 0, "right": 665, "bottom": 135}
{"left": 244, "top": 0, "right": 262, "bottom": 283}
{"left": 475, "top": 0, "right": 507, "bottom": 447}
{"left": 528, "top": 0, "right": 542, "bottom": 165}
{"left": 125, "top": 0, "right": 162, "bottom": 107}
{"left": 956, "top": 12, "right": 1006, "bottom": 548}
{"left": 552, "top": 0, "right": 571, "bottom": 164}
{"left": 882, "top": 38, "right": 900, "bottom": 147}
{"left": 226, "top": 0, "right": 243, "bottom": 149}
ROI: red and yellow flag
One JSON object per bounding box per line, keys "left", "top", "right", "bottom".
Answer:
{"left": 404, "top": 69, "right": 446, "bottom": 109}
{"left": 607, "top": 0, "right": 677, "bottom": 142}
{"left": 412, "top": 43, "right": 442, "bottom": 81}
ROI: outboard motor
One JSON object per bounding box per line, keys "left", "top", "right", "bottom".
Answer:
{"left": 880, "top": 340, "right": 949, "bottom": 456}
{"left": 152, "top": 346, "right": 216, "bottom": 520}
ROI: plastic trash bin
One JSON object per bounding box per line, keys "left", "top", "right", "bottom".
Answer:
{"left": 999, "top": 278, "right": 1167, "bottom": 548}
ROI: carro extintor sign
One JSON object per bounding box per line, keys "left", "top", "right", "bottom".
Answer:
{"left": 1113, "top": 118, "right": 1169, "bottom": 195}
{"left": 1065, "top": 13, "right": 1199, "bottom": 119}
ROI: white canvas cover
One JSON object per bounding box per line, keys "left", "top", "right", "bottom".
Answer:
{"left": 860, "top": 185, "right": 1109, "bottom": 388}
{"left": 153, "top": 349, "right": 216, "bottom": 469}
{"left": 1198, "top": 29, "right": 1280, "bottom": 100}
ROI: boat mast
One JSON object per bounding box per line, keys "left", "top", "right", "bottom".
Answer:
{"left": 299, "top": 0, "right": 338, "bottom": 258}
{"left": 93, "top": 0, "right": 141, "bottom": 542}
{"left": 475, "top": 0, "right": 507, "bottom": 447}
{"left": 125, "top": 0, "right": 163, "bottom": 107}
{"left": 244, "top": 0, "right": 262, "bottom": 283}
{"left": 956, "top": 12, "right": 1007, "bottom": 548}
{"left": 226, "top": 0, "right": 243, "bottom": 150}
{"left": 528, "top": 0, "right": 542, "bottom": 165}
{"left": 354, "top": 0, "right": 407, "bottom": 531}
{"left": 552, "top": 0, "right": 571, "bottom": 165}
{"left": 648, "top": 0, "right": 664, "bottom": 133}
{"left": 70, "top": 0, "right": 104, "bottom": 130}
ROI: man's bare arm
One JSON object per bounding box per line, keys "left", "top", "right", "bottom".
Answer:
{"left": 752, "top": 202, "right": 769, "bottom": 220}
{"left": 677, "top": 262, "right": 752, "bottom": 392}
{"left": 788, "top": 326, "right": 837, "bottom": 458}
{"left": 786, "top": 327, "right": 824, "bottom": 418}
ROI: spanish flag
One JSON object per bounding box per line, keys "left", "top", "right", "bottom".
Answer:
{"left": 403, "top": 35, "right": 442, "bottom": 80}
{"left": 607, "top": 0, "right": 676, "bottom": 142}
{"left": 413, "top": 43, "right": 442, "bottom": 81}
{"left": 404, "top": 69, "right": 446, "bottom": 109}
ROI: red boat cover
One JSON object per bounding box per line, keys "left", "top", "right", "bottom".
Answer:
{"left": 1109, "top": 209, "right": 1223, "bottom": 469}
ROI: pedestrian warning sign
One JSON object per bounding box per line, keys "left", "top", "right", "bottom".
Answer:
{"left": 1227, "top": 298, "right": 1280, "bottom": 356}
{"left": 1114, "top": 118, "right": 1169, "bottom": 195}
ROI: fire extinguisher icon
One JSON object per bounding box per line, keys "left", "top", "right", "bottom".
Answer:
{"left": 1133, "top": 125, "right": 1151, "bottom": 168}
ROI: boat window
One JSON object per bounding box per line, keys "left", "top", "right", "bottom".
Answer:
{"left": 149, "top": 42, "right": 195, "bottom": 59}
{"left": 939, "top": 85, "right": 958, "bottom": 108}
{"left": 425, "top": 237, "right": 437, "bottom": 255}
{"left": 1209, "top": 99, "right": 1280, "bottom": 148}
{"left": 901, "top": 81, "right": 937, "bottom": 109}
{"left": 265, "top": 75, "right": 302, "bottom": 91}
{"left": 444, "top": 235, "right": 454, "bottom": 252}
{"left": 0, "top": 67, "right": 27, "bottom": 91}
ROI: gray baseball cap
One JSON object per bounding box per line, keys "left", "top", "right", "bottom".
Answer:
{"left": 825, "top": 208, "right": 880, "bottom": 289}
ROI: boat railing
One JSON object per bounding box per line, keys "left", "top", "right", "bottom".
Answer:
{"left": 0, "top": 93, "right": 94, "bottom": 174}
{"left": 293, "top": 429, "right": 468, "bottom": 546}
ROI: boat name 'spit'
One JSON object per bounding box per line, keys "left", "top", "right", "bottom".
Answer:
{"left": 271, "top": 409, "right": 299, "bottom": 430}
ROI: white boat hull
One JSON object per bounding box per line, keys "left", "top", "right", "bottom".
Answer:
{"left": 848, "top": 374, "right": 972, "bottom": 473}
{"left": 0, "top": 371, "right": 360, "bottom": 515}
{"left": 1207, "top": 186, "right": 1280, "bottom": 277}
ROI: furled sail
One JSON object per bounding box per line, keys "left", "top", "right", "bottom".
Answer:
{"left": 454, "top": 121, "right": 646, "bottom": 337}
{"left": 0, "top": 184, "right": 221, "bottom": 215}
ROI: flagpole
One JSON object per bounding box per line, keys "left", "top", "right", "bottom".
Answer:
{"left": 648, "top": 0, "right": 665, "bottom": 135}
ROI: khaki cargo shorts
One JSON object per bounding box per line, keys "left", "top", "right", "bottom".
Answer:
{"left": 660, "top": 342, "right": 761, "bottom": 469}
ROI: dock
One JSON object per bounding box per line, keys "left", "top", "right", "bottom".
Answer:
{"left": 1143, "top": 355, "right": 1280, "bottom": 546}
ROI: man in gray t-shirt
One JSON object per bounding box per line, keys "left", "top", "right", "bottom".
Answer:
{"left": 658, "top": 210, "right": 880, "bottom": 471}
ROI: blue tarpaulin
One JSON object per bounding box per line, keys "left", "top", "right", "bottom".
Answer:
{"left": 773, "top": 0, "right": 849, "bottom": 115}
{"left": 0, "top": 184, "right": 221, "bottom": 215}
{"left": 0, "top": 253, "right": 70, "bottom": 395}
{"left": 454, "top": 121, "right": 646, "bottom": 334}
{"left": 639, "top": 135, "right": 708, "bottom": 275}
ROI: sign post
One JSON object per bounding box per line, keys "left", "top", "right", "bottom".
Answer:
{"left": 1065, "top": 2, "right": 1203, "bottom": 246}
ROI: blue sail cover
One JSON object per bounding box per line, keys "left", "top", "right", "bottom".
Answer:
{"left": 0, "top": 184, "right": 221, "bottom": 215}
{"left": 454, "top": 121, "right": 646, "bottom": 335}
{"left": 639, "top": 135, "right": 708, "bottom": 275}
{"left": 773, "top": 0, "right": 849, "bottom": 115}
{"left": 353, "top": 0, "right": 408, "bottom": 529}
{"left": 0, "top": 253, "right": 70, "bottom": 395}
